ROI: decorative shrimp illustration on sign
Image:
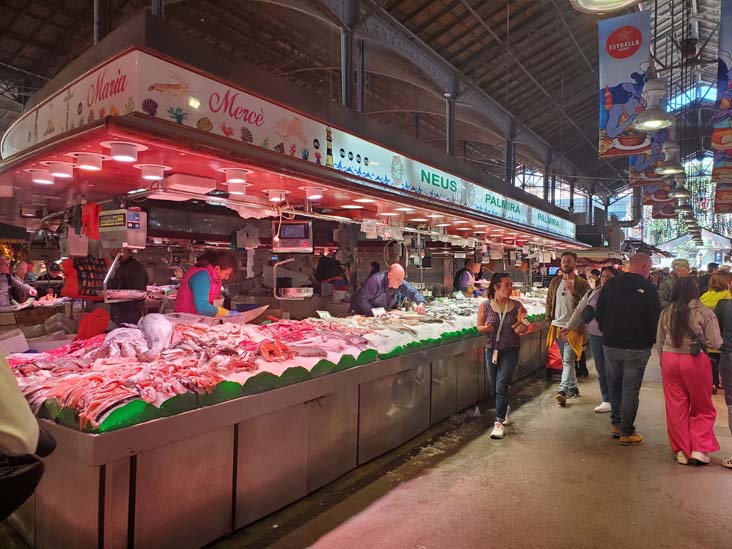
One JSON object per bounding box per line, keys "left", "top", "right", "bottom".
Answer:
{"left": 147, "top": 68, "right": 191, "bottom": 96}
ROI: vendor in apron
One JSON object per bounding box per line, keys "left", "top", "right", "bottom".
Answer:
{"left": 175, "top": 251, "right": 238, "bottom": 317}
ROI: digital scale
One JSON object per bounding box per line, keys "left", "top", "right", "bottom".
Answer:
{"left": 99, "top": 208, "right": 148, "bottom": 250}
{"left": 98, "top": 208, "right": 148, "bottom": 304}
{"left": 272, "top": 220, "right": 313, "bottom": 253}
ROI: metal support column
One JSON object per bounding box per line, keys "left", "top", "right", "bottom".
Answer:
{"left": 550, "top": 172, "right": 556, "bottom": 205}
{"left": 151, "top": 0, "right": 164, "bottom": 18}
{"left": 588, "top": 185, "right": 595, "bottom": 225}
{"left": 93, "top": 0, "right": 111, "bottom": 44}
{"left": 340, "top": 0, "right": 359, "bottom": 109}
{"left": 355, "top": 39, "right": 365, "bottom": 113}
{"left": 445, "top": 94, "right": 455, "bottom": 156}
{"left": 340, "top": 29, "right": 352, "bottom": 108}
{"left": 445, "top": 76, "right": 459, "bottom": 156}
{"left": 543, "top": 167, "right": 550, "bottom": 202}
{"left": 505, "top": 139, "right": 515, "bottom": 187}
{"left": 569, "top": 177, "right": 575, "bottom": 213}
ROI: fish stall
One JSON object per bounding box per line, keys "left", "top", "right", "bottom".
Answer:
{"left": 0, "top": 21, "right": 587, "bottom": 549}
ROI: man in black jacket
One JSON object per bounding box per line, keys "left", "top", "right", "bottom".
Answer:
{"left": 698, "top": 262, "right": 719, "bottom": 295}
{"left": 595, "top": 253, "right": 660, "bottom": 447}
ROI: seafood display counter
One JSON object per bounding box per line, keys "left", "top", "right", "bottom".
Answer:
{"left": 8, "top": 303, "right": 548, "bottom": 549}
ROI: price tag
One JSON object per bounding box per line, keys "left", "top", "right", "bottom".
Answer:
{"left": 316, "top": 310, "right": 332, "bottom": 319}
{"left": 454, "top": 291, "right": 466, "bottom": 300}
{"left": 372, "top": 307, "right": 387, "bottom": 317}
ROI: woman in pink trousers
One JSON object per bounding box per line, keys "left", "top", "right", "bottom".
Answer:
{"left": 656, "top": 277, "right": 723, "bottom": 465}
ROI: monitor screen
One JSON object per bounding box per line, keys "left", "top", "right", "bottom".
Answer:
{"left": 279, "top": 223, "right": 308, "bottom": 239}
{"left": 548, "top": 266, "right": 560, "bottom": 276}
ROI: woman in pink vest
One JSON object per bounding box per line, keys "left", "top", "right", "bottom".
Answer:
{"left": 175, "top": 251, "right": 238, "bottom": 317}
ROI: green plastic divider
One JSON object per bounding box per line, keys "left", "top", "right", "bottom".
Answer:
{"left": 355, "top": 349, "right": 378, "bottom": 365}
{"left": 279, "top": 366, "right": 311, "bottom": 386}
{"left": 98, "top": 400, "right": 162, "bottom": 433}
{"left": 39, "top": 398, "right": 62, "bottom": 421}
{"left": 160, "top": 393, "right": 198, "bottom": 416}
{"left": 200, "top": 381, "right": 244, "bottom": 407}
{"left": 241, "top": 371, "right": 283, "bottom": 396}
{"left": 56, "top": 407, "right": 81, "bottom": 431}
{"left": 378, "top": 345, "right": 403, "bottom": 360}
{"left": 310, "top": 359, "right": 337, "bottom": 378}
{"left": 334, "top": 354, "right": 356, "bottom": 372}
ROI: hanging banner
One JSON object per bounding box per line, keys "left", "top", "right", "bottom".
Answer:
{"left": 628, "top": 128, "right": 670, "bottom": 186}
{"left": 652, "top": 203, "right": 676, "bottom": 219}
{"left": 713, "top": 149, "right": 732, "bottom": 212}
{"left": 642, "top": 182, "right": 674, "bottom": 205}
{"left": 712, "top": 0, "right": 732, "bottom": 150}
{"left": 598, "top": 11, "right": 652, "bottom": 159}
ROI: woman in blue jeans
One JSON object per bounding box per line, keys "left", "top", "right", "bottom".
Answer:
{"left": 567, "top": 266, "right": 618, "bottom": 413}
{"left": 478, "top": 272, "right": 529, "bottom": 439}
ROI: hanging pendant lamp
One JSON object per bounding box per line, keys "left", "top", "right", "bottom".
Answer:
{"left": 634, "top": 79, "right": 674, "bottom": 131}
{"left": 570, "top": 0, "right": 642, "bottom": 14}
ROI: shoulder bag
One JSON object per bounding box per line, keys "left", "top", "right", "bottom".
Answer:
{"left": 686, "top": 327, "right": 708, "bottom": 357}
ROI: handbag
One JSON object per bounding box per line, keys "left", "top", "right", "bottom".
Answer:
{"left": 686, "top": 327, "right": 708, "bottom": 357}
{"left": 580, "top": 304, "right": 595, "bottom": 324}
{"left": 0, "top": 453, "right": 45, "bottom": 521}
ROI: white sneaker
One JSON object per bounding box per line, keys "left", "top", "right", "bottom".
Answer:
{"left": 594, "top": 401, "right": 611, "bottom": 413}
{"left": 490, "top": 421, "right": 505, "bottom": 439}
{"left": 690, "top": 450, "right": 710, "bottom": 465}
{"left": 676, "top": 451, "right": 689, "bottom": 465}
{"left": 503, "top": 405, "right": 512, "bottom": 426}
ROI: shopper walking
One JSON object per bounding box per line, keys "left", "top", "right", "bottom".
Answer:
{"left": 715, "top": 279, "right": 732, "bottom": 468}
{"left": 659, "top": 258, "right": 690, "bottom": 309}
{"left": 698, "top": 262, "right": 719, "bottom": 295}
{"left": 699, "top": 272, "right": 730, "bottom": 394}
{"left": 477, "top": 272, "right": 528, "bottom": 439}
{"left": 657, "top": 277, "right": 722, "bottom": 465}
{"left": 596, "top": 253, "right": 660, "bottom": 446}
{"left": 567, "top": 266, "right": 618, "bottom": 413}
{"left": 546, "top": 251, "right": 590, "bottom": 406}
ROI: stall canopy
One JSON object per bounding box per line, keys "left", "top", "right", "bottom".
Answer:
{"left": 656, "top": 229, "right": 732, "bottom": 254}
{"left": 0, "top": 46, "right": 586, "bottom": 251}
{"left": 0, "top": 222, "right": 28, "bottom": 242}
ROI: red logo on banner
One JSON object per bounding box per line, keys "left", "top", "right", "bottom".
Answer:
{"left": 606, "top": 26, "right": 643, "bottom": 59}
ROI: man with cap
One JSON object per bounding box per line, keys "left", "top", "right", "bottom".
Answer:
{"left": 659, "top": 258, "right": 690, "bottom": 309}
{"left": 37, "top": 263, "right": 64, "bottom": 298}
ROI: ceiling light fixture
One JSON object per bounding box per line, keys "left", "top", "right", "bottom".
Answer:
{"left": 341, "top": 204, "right": 364, "bottom": 210}
{"left": 40, "top": 161, "right": 74, "bottom": 178}
{"left": 25, "top": 168, "right": 54, "bottom": 185}
{"left": 299, "top": 186, "right": 325, "bottom": 200}
{"left": 455, "top": 227, "right": 471, "bottom": 231}
{"left": 676, "top": 204, "right": 693, "bottom": 213}
{"left": 434, "top": 223, "right": 452, "bottom": 227}
{"left": 395, "top": 207, "right": 415, "bottom": 212}
{"left": 656, "top": 141, "right": 685, "bottom": 176}
{"left": 263, "top": 189, "right": 289, "bottom": 203}
{"left": 378, "top": 212, "right": 400, "bottom": 217}
{"left": 410, "top": 218, "right": 429, "bottom": 222}
{"left": 570, "top": 0, "right": 641, "bottom": 14}
{"left": 217, "top": 167, "right": 252, "bottom": 184}
{"left": 134, "top": 163, "right": 172, "bottom": 181}
{"left": 426, "top": 214, "right": 444, "bottom": 218}
{"left": 634, "top": 79, "right": 674, "bottom": 131}
{"left": 353, "top": 198, "right": 376, "bottom": 203}
{"left": 100, "top": 141, "right": 148, "bottom": 163}
{"left": 67, "top": 152, "right": 108, "bottom": 171}
{"left": 452, "top": 220, "right": 469, "bottom": 225}
{"left": 670, "top": 185, "right": 691, "bottom": 199}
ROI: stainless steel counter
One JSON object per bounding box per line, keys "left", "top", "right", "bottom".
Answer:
{"left": 10, "top": 322, "right": 549, "bottom": 549}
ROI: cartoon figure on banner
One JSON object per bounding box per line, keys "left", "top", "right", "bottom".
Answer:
{"left": 326, "top": 128, "right": 334, "bottom": 168}
{"left": 713, "top": 149, "right": 732, "bottom": 184}
{"left": 629, "top": 128, "right": 668, "bottom": 186}
{"left": 712, "top": 50, "right": 732, "bottom": 149}
{"left": 642, "top": 182, "right": 674, "bottom": 205}
{"left": 599, "top": 69, "right": 650, "bottom": 157}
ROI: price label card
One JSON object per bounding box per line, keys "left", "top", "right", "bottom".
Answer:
{"left": 454, "top": 292, "right": 466, "bottom": 300}
{"left": 372, "top": 307, "right": 387, "bottom": 317}
{"left": 316, "top": 310, "right": 332, "bottom": 319}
